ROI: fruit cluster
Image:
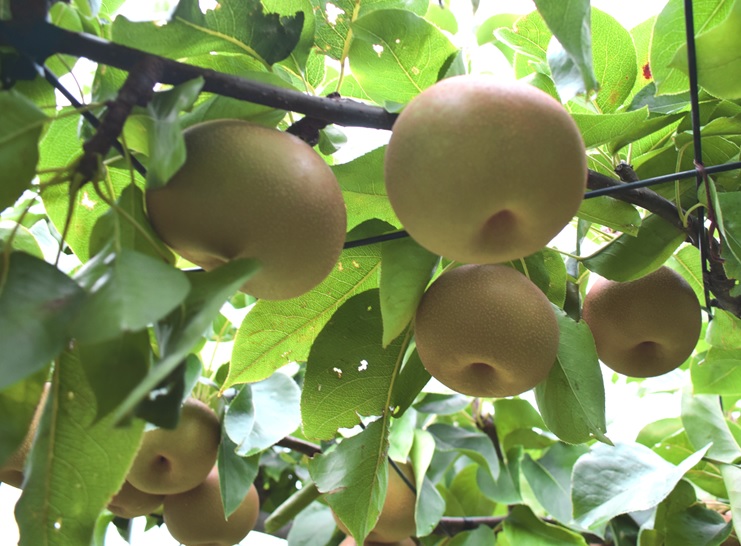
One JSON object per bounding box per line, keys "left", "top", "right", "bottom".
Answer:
{"left": 1, "top": 397, "right": 260, "bottom": 546}
{"left": 144, "top": 74, "right": 702, "bottom": 399}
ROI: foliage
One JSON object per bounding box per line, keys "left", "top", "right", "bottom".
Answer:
{"left": 1, "top": 0, "right": 741, "bottom": 545}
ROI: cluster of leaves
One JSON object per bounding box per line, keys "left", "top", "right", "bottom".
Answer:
{"left": 1, "top": 0, "right": 741, "bottom": 545}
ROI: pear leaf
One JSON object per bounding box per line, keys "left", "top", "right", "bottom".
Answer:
{"left": 0, "top": 252, "right": 85, "bottom": 390}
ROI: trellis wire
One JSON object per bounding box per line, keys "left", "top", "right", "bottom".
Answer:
{"left": 683, "top": 0, "right": 713, "bottom": 316}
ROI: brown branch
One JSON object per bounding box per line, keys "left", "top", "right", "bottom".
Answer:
{"left": 0, "top": 20, "right": 397, "bottom": 130}
{"left": 76, "top": 57, "right": 161, "bottom": 183}
{"left": 274, "top": 436, "right": 322, "bottom": 457}
{"left": 586, "top": 169, "right": 699, "bottom": 246}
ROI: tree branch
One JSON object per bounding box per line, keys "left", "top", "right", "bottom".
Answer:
{"left": 274, "top": 436, "right": 322, "bottom": 458}
{"left": 585, "top": 169, "right": 699, "bottom": 245}
{"left": 0, "top": 20, "right": 397, "bottom": 129}
{"left": 76, "top": 57, "right": 161, "bottom": 183}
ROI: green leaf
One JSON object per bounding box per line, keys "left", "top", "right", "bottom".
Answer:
{"left": 493, "top": 398, "right": 547, "bottom": 449}
{"left": 71, "top": 248, "right": 191, "bottom": 344}
{"left": 301, "top": 289, "right": 415, "bottom": 440}
{"left": 284, "top": 501, "right": 336, "bottom": 546}
{"left": 227, "top": 239, "right": 382, "bottom": 386}
{"left": 0, "top": 90, "right": 47, "bottom": 211}
{"left": 15, "top": 349, "right": 145, "bottom": 546}
{"left": 608, "top": 113, "right": 685, "bottom": 155}
{"left": 577, "top": 197, "right": 641, "bottom": 236}
{"left": 667, "top": 244, "right": 705, "bottom": 304}
{"left": 0, "top": 221, "right": 44, "bottom": 258}
{"left": 665, "top": 503, "right": 732, "bottom": 545}
{"left": 502, "top": 505, "right": 588, "bottom": 545}
{"left": 650, "top": 0, "right": 734, "bottom": 96}
{"left": 502, "top": 11, "right": 552, "bottom": 79}
{"left": 572, "top": 442, "right": 709, "bottom": 529}
{"left": 720, "top": 463, "right": 741, "bottom": 540}
{"left": 681, "top": 388, "right": 741, "bottom": 464}
{"left": 589, "top": 9, "right": 637, "bottom": 113}
{"left": 427, "top": 423, "right": 500, "bottom": 481}
{"left": 225, "top": 373, "right": 301, "bottom": 456}
{"left": 309, "top": 419, "right": 390, "bottom": 544}
{"left": 510, "top": 249, "right": 568, "bottom": 308}
{"left": 414, "top": 393, "right": 470, "bottom": 415}
{"left": 39, "top": 116, "right": 145, "bottom": 263}
{"left": 217, "top": 434, "right": 259, "bottom": 519}
{"left": 671, "top": 0, "right": 741, "bottom": 100}
{"left": 535, "top": 309, "right": 608, "bottom": 445}
{"left": 0, "top": 372, "right": 46, "bottom": 467}
{"left": 88, "top": 183, "right": 175, "bottom": 262}
{"left": 265, "top": 0, "right": 316, "bottom": 74}
{"left": 444, "top": 463, "right": 497, "bottom": 518}
{"left": 111, "top": 258, "right": 259, "bottom": 423}
{"left": 650, "top": 479, "right": 732, "bottom": 546}
{"left": 113, "top": 0, "right": 304, "bottom": 65}
{"left": 535, "top": 443, "right": 589, "bottom": 519}
{"left": 179, "top": 68, "right": 290, "bottom": 129}
{"left": 582, "top": 213, "right": 686, "bottom": 281}
{"left": 348, "top": 10, "right": 458, "bottom": 105}
{"left": 334, "top": 147, "right": 399, "bottom": 231}
{"left": 0, "top": 253, "right": 85, "bottom": 390}
{"left": 448, "top": 526, "right": 497, "bottom": 546}
{"left": 692, "top": 346, "right": 741, "bottom": 395}
{"left": 534, "top": 0, "right": 597, "bottom": 99}
{"left": 312, "top": 0, "right": 428, "bottom": 61}
{"left": 521, "top": 445, "right": 590, "bottom": 528}
{"left": 77, "top": 332, "right": 150, "bottom": 422}
{"left": 572, "top": 108, "right": 649, "bottom": 150}
{"left": 143, "top": 78, "right": 203, "bottom": 189}
{"left": 476, "top": 13, "right": 520, "bottom": 47}
{"left": 379, "top": 237, "right": 438, "bottom": 347}
{"left": 713, "top": 191, "right": 741, "bottom": 280}
{"left": 706, "top": 309, "right": 741, "bottom": 349}
{"left": 408, "top": 428, "right": 445, "bottom": 537}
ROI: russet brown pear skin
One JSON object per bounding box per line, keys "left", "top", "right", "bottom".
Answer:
{"left": 163, "top": 467, "right": 260, "bottom": 546}
{"left": 0, "top": 382, "right": 49, "bottom": 488}
{"left": 385, "top": 75, "right": 587, "bottom": 264}
{"left": 414, "top": 264, "right": 559, "bottom": 398}
{"left": 334, "top": 461, "right": 417, "bottom": 543}
{"left": 581, "top": 266, "right": 702, "bottom": 377}
{"left": 126, "top": 398, "right": 220, "bottom": 495}
{"left": 146, "top": 119, "right": 347, "bottom": 300}
{"left": 107, "top": 481, "right": 164, "bottom": 519}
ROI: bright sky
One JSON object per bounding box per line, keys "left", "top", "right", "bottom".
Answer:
{"left": 2, "top": 0, "right": 673, "bottom": 545}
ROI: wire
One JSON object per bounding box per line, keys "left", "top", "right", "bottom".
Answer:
{"left": 683, "top": 0, "right": 713, "bottom": 316}
{"left": 584, "top": 161, "right": 741, "bottom": 198}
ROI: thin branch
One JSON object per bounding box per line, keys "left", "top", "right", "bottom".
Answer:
{"left": 76, "top": 57, "right": 161, "bottom": 183}
{"left": 0, "top": 20, "right": 397, "bottom": 129}
{"left": 274, "top": 436, "right": 322, "bottom": 457}
{"left": 585, "top": 169, "right": 698, "bottom": 245}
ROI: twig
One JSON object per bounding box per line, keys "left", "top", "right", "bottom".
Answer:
{"left": 585, "top": 169, "right": 698, "bottom": 245}
{"left": 76, "top": 56, "right": 161, "bottom": 183}
{"left": 274, "top": 436, "right": 322, "bottom": 457}
{"left": 0, "top": 20, "right": 398, "bottom": 129}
